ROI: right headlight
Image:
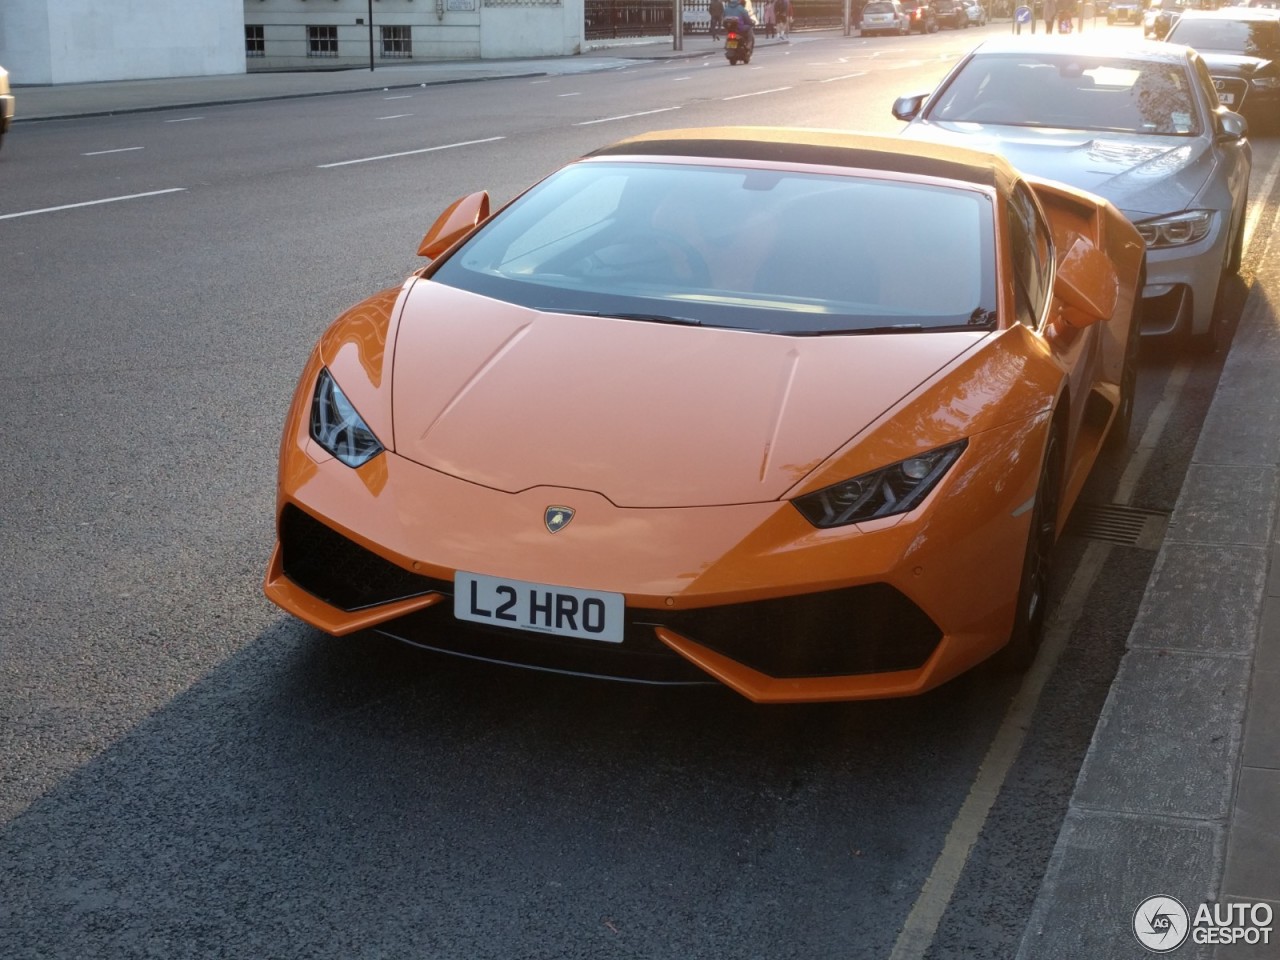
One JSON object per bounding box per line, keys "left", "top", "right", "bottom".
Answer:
{"left": 309, "top": 368, "right": 384, "bottom": 468}
{"left": 1133, "top": 210, "right": 1213, "bottom": 249}
{"left": 792, "top": 440, "right": 968, "bottom": 529}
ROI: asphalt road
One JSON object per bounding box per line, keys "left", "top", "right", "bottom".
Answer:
{"left": 1, "top": 23, "right": 1276, "bottom": 960}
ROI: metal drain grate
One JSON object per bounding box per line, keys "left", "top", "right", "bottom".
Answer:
{"left": 1065, "top": 503, "right": 1171, "bottom": 550}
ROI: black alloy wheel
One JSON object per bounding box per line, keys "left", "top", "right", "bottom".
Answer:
{"left": 997, "top": 422, "right": 1063, "bottom": 673}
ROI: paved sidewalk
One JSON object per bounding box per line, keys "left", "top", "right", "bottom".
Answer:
{"left": 8, "top": 34, "right": 793, "bottom": 123}
{"left": 8, "top": 38, "right": 1278, "bottom": 959}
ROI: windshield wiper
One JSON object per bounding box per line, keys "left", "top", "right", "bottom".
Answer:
{"left": 554, "top": 309, "right": 706, "bottom": 327}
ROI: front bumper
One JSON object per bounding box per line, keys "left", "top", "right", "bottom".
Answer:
{"left": 265, "top": 416, "right": 1046, "bottom": 703}
{"left": 1138, "top": 212, "right": 1231, "bottom": 339}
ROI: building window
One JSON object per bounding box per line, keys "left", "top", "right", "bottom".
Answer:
{"left": 308, "top": 25, "right": 338, "bottom": 58}
{"left": 245, "top": 25, "right": 265, "bottom": 58}
{"left": 381, "top": 25, "right": 412, "bottom": 59}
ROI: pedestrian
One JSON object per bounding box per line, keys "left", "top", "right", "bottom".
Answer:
{"left": 1043, "top": 0, "right": 1057, "bottom": 31}
{"left": 776, "top": 0, "right": 792, "bottom": 38}
{"left": 764, "top": 0, "right": 777, "bottom": 38}
{"left": 709, "top": 0, "right": 725, "bottom": 39}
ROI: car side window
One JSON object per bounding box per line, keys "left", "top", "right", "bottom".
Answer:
{"left": 1007, "top": 183, "right": 1053, "bottom": 330}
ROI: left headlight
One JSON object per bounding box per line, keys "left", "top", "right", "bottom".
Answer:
{"left": 792, "top": 440, "right": 968, "bottom": 529}
{"left": 1133, "top": 210, "right": 1213, "bottom": 249}
{"left": 310, "top": 368, "right": 384, "bottom": 468}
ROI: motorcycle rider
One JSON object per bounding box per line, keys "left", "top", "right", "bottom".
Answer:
{"left": 723, "top": 0, "right": 758, "bottom": 45}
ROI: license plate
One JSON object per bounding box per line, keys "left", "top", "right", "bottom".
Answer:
{"left": 1219, "top": 92, "right": 1235, "bottom": 105}
{"left": 454, "top": 572, "right": 625, "bottom": 643}
{"left": 726, "top": 39, "right": 739, "bottom": 48}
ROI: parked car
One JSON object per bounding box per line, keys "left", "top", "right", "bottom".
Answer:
{"left": 861, "top": 0, "right": 912, "bottom": 34}
{"left": 1164, "top": 8, "right": 1280, "bottom": 130}
{"left": 934, "top": 0, "right": 972, "bottom": 27}
{"left": 0, "top": 66, "right": 13, "bottom": 152}
{"left": 1146, "top": 0, "right": 1185, "bottom": 35}
{"left": 900, "top": 0, "right": 941, "bottom": 30}
{"left": 893, "top": 36, "right": 1252, "bottom": 349}
{"left": 1108, "top": 0, "right": 1143, "bottom": 23}
{"left": 964, "top": 1, "right": 990, "bottom": 25}
{"left": 263, "top": 127, "right": 1144, "bottom": 702}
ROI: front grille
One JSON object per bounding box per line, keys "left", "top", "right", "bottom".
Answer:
{"left": 648, "top": 584, "right": 942, "bottom": 678}
{"left": 279, "top": 505, "right": 443, "bottom": 611}
{"left": 280, "top": 506, "right": 941, "bottom": 681}
{"left": 1213, "top": 76, "right": 1249, "bottom": 111}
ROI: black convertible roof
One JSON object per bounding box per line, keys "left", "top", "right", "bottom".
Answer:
{"left": 586, "top": 127, "right": 1016, "bottom": 192}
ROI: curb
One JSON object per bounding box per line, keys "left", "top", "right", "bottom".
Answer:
{"left": 1016, "top": 278, "right": 1280, "bottom": 958}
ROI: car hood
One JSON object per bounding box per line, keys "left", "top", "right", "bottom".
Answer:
{"left": 389, "top": 282, "right": 986, "bottom": 508}
{"left": 1198, "top": 52, "right": 1271, "bottom": 76}
{"left": 902, "top": 121, "right": 1213, "bottom": 219}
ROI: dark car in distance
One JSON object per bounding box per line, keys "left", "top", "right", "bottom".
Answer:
{"left": 900, "top": 0, "right": 940, "bottom": 31}
{"left": 933, "top": 0, "right": 971, "bottom": 28}
{"left": 1165, "top": 8, "right": 1280, "bottom": 130}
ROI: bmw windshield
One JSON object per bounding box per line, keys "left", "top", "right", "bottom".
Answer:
{"left": 430, "top": 160, "right": 998, "bottom": 335}
{"left": 927, "top": 53, "right": 1205, "bottom": 136}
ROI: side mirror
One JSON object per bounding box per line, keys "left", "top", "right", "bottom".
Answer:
{"left": 417, "top": 191, "right": 491, "bottom": 260}
{"left": 892, "top": 92, "right": 929, "bottom": 122}
{"left": 1054, "top": 235, "right": 1119, "bottom": 329}
{"left": 1217, "top": 110, "right": 1248, "bottom": 142}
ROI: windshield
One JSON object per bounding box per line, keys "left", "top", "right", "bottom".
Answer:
{"left": 431, "top": 160, "right": 997, "bottom": 336}
{"left": 1168, "top": 17, "right": 1280, "bottom": 56}
{"left": 864, "top": 2, "right": 897, "bottom": 12}
{"left": 927, "top": 52, "right": 1203, "bottom": 135}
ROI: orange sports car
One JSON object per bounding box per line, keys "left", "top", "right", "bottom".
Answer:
{"left": 264, "top": 128, "right": 1144, "bottom": 703}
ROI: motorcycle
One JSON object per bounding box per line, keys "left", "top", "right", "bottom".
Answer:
{"left": 724, "top": 16, "right": 755, "bottom": 65}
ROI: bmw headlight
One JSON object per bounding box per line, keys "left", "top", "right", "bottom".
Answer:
{"left": 310, "top": 368, "right": 384, "bottom": 467}
{"left": 1133, "top": 210, "right": 1213, "bottom": 249}
{"left": 1251, "top": 75, "right": 1280, "bottom": 89}
{"left": 792, "top": 440, "right": 967, "bottom": 529}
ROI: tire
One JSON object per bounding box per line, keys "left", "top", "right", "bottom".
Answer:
{"left": 1190, "top": 208, "right": 1243, "bottom": 353}
{"left": 1227, "top": 191, "right": 1246, "bottom": 275}
{"left": 1107, "top": 272, "right": 1143, "bottom": 451}
{"left": 997, "top": 423, "right": 1063, "bottom": 673}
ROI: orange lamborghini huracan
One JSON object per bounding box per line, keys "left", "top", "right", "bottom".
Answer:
{"left": 264, "top": 128, "right": 1144, "bottom": 703}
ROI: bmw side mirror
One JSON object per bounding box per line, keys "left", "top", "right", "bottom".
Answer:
{"left": 418, "top": 191, "right": 491, "bottom": 260}
{"left": 1216, "top": 110, "right": 1248, "bottom": 143}
{"left": 892, "top": 93, "right": 929, "bottom": 122}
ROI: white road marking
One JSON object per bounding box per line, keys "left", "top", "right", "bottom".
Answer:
{"left": 82, "top": 147, "right": 144, "bottom": 156}
{"left": 164, "top": 117, "right": 204, "bottom": 123}
{"left": 0, "top": 188, "right": 187, "bottom": 221}
{"left": 574, "top": 106, "right": 681, "bottom": 126}
{"left": 887, "top": 538, "right": 1113, "bottom": 960}
{"left": 377, "top": 114, "right": 413, "bottom": 120}
{"left": 317, "top": 136, "right": 505, "bottom": 168}
{"left": 383, "top": 95, "right": 413, "bottom": 100}
{"left": 820, "top": 71, "right": 868, "bottom": 83}
{"left": 722, "top": 86, "right": 792, "bottom": 100}
{"left": 558, "top": 92, "right": 582, "bottom": 97}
